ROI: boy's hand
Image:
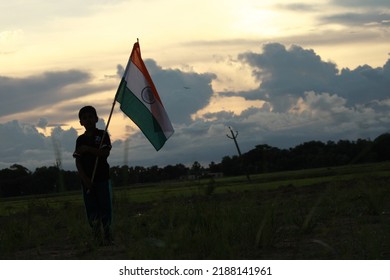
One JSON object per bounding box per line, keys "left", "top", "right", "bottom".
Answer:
{"left": 82, "top": 177, "right": 93, "bottom": 192}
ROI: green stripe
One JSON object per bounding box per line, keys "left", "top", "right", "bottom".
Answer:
{"left": 116, "top": 79, "right": 167, "bottom": 151}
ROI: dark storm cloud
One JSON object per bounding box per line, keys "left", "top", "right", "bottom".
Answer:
{"left": 0, "top": 119, "right": 79, "bottom": 170}
{"left": 0, "top": 121, "right": 45, "bottom": 160}
{"left": 337, "top": 61, "right": 390, "bottom": 105}
{"left": 237, "top": 43, "right": 390, "bottom": 111}
{"left": 50, "top": 125, "right": 78, "bottom": 152}
{"left": 0, "top": 70, "right": 91, "bottom": 117}
{"left": 237, "top": 43, "right": 338, "bottom": 111}
{"left": 144, "top": 59, "right": 216, "bottom": 125}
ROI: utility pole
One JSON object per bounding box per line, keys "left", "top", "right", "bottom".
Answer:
{"left": 226, "top": 126, "right": 250, "bottom": 181}
{"left": 227, "top": 127, "right": 242, "bottom": 156}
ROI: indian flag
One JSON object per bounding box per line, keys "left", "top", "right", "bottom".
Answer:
{"left": 115, "top": 41, "right": 174, "bottom": 151}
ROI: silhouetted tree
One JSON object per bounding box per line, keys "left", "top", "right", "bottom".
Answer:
{"left": 2, "top": 133, "right": 390, "bottom": 197}
{"left": 208, "top": 161, "right": 221, "bottom": 173}
{"left": 162, "top": 164, "right": 188, "bottom": 180}
{"left": 373, "top": 133, "right": 390, "bottom": 161}
{"left": 32, "top": 166, "right": 61, "bottom": 194}
{"left": 0, "top": 164, "right": 31, "bottom": 197}
{"left": 190, "top": 161, "right": 203, "bottom": 178}
{"left": 221, "top": 156, "right": 241, "bottom": 176}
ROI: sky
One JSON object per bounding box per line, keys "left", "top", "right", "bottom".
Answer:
{"left": 0, "top": 0, "right": 389, "bottom": 171}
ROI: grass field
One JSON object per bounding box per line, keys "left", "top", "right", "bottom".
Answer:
{"left": 1, "top": 162, "right": 390, "bottom": 259}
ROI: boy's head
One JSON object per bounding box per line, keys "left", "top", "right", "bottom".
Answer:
{"left": 78, "top": 105, "right": 98, "bottom": 120}
{"left": 78, "top": 106, "right": 98, "bottom": 129}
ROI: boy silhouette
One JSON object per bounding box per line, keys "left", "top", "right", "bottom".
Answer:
{"left": 73, "top": 105, "right": 113, "bottom": 245}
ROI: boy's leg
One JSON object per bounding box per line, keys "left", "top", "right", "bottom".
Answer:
{"left": 82, "top": 186, "right": 101, "bottom": 241}
{"left": 96, "top": 180, "right": 113, "bottom": 243}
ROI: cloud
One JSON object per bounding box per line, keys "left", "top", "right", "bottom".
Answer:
{"left": 0, "top": 59, "right": 219, "bottom": 170}
{"left": 143, "top": 59, "right": 216, "bottom": 125}
{"left": 237, "top": 43, "right": 339, "bottom": 111}
{"left": 0, "top": 69, "right": 115, "bottom": 129}
{"left": 336, "top": 61, "right": 390, "bottom": 105}
{"left": 50, "top": 126, "right": 79, "bottom": 153}
{"left": 319, "top": 1, "right": 390, "bottom": 27}
{"left": 116, "top": 64, "right": 125, "bottom": 77}
{"left": 274, "top": 3, "right": 319, "bottom": 12}
{"left": 0, "top": 120, "right": 47, "bottom": 169}
{"left": 115, "top": 59, "right": 216, "bottom": 125}
{"left": 320, "top": 12, "right": 390, "bottom": 26}
{"left": 0, "top": 1, "right": 126, "bottom": 29}
{"left": 0, "top": 70, "right": 91, "bottom": 117}
{"left": 1, "top": 43, "right": 390, "bottom": 171}
{"left": 36, "top": 118, "right": 49, "bottom": 129}
{"left": 237, "top": 43, "right": 390, "bottom": 112}
{"left": 330, "top": 0, "right": 390, "bottom": 8}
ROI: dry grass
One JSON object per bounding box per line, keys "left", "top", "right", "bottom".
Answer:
{"left": 1, "top": 163, "right": 390, "bottom": 259}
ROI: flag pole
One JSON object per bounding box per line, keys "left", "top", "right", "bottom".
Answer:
{"left": 90, "top": 97, "right": 117, "bottom": 185}
{"left": 90, "top": 39, "right": 137, "bottom": 185}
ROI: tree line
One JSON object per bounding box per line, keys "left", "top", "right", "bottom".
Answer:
{"left": 1, "top": 133, "right": 389, "bottom": 198}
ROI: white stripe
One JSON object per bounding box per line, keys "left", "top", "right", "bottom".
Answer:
{"left": 125, "top": 62, "right": 153, "bottom": 108}
{"left": 124, "top": 62, "right": 174, "bottom": 137}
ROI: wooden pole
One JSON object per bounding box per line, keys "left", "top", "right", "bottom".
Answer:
{"left": 226, "top": 126, "right": 250, "bottom": 181}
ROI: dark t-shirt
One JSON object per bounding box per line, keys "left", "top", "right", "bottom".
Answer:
{"left": 73, "top": 129, "right": 111, "bottom": 182}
